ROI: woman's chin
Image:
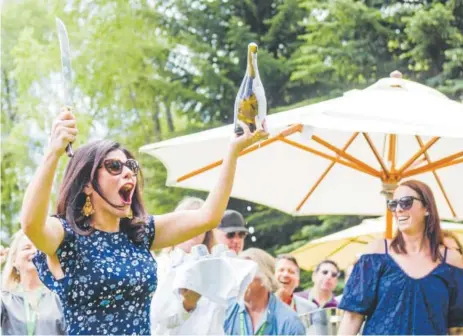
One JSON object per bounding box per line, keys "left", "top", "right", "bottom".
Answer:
{"left": 114, "top": 205, "right": 131, "bottom": 217}
{"left": 397, "top": 224, "right": 419, "bottom": 235}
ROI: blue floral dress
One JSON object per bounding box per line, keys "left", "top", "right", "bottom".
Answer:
{"left": 33, "top": 216, "right": 158, "bottom": 335}
{"left": 339, "top": 246, "right": 463, "bottom": 335}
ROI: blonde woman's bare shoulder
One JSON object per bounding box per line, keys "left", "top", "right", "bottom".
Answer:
{"left": 446, "top": 248, "right": 463, "bottom": 269}
{"left": 363, "top": 239, "right": 390, "bottom": 255}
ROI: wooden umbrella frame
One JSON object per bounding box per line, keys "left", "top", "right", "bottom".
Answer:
{"left": 176, "top": 124, "right": 462, "bottom": 238}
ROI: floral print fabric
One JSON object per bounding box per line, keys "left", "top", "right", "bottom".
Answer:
{"left": 33, "top": 216, "right": 157, "bottom": 335}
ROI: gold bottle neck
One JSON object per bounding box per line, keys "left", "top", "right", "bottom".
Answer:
{"left": 247, "top": 48, "right": 257, "bottom": 78}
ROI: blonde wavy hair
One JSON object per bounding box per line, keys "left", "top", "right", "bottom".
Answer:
{"left": 240, "top": 248, "right": 279, "bottom": 292}
{"left": 161, "top": 197, "right": 214, "bottom": 253}
{"left": 2, "top": 230, "right": 31, "bottom": 291}
{"left": 175, "top": 197, "right": 205, "bottom": 211}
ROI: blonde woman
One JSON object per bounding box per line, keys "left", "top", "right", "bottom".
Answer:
{"left": 173, "top": 197, "right": 215, "bottom": 253}
{"left": 0, "top": 245, "right": 9, "bottom": 264}
{"left": 155, "top": 197, "right": 215, "bottom": 277}
{"left": 1, "top": 230, "right": 66, "bottom": 335}
{"left": 224, "top": 248, "right": 306, "bottom": 335}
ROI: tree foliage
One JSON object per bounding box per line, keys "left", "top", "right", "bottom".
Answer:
{"left": 1, "top": 0, "right": 461, "bottom": 260}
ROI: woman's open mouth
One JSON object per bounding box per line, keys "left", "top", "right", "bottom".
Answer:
{"left": 119, "top": 183, "right": 134, "bottom": 205}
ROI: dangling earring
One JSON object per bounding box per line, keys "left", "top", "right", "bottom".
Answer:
{"left": 13, "top": 266, "right": 20, "bottom": 280}
{"left": 127, "top": 208, "right": 133, "bottom": 220}
{"left": 81, "top": 195, "right": 95, "bottom": 217}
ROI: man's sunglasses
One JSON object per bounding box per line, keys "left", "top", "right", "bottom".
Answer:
{"left": 320, "top": 270, "right": 339, "bottom": 278}
{"left": 225, "top": 231, "right": 247, "bottom": 239}
{"left": 102, "top": 159, "right": 139, "bottom": 176}
{"left": 387, "top": 196, "right": 423, "bottom": 212}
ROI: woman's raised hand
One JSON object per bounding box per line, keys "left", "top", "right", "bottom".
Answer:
{"left": 49, "top": 107, "right": 78, "bottom": 157}
{"left": 230, "top": 116, "right": 268, "bottom": 154}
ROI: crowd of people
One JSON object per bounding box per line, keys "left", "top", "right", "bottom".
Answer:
{"left": 0, "top": 109, "right": 462, "bottom": 335}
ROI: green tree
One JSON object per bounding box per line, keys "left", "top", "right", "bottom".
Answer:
{"left": 2, "top": 0, "right": 460, "bottom": 256}
{"left": 1, "top": 0, "right": 63, "bottom": 238}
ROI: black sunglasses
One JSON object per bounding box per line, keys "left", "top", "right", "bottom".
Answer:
{"left": 225, "top": 231, "right": 247, "bottom": 239}
{"left": 320, "top": 269, "right": 339, "bottom": 278}
{"left": 102, "top": 159, "right": 139, "bottom": 176}
{"left": 387, "top": 196, "right": 423, "bottom": 212}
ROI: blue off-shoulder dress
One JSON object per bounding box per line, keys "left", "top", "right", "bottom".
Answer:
{"left": 33, "top": 216, "right": 158, "bottom": 335}
{"left": 339, "top": 244, "right": 463, "bottom": 335}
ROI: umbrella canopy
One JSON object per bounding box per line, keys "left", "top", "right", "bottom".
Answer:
{"left": 291, "top": 217, "right": 463, "bottom": 271}
{"left": 140, "top": 71, "right": 463, "bottom": 237}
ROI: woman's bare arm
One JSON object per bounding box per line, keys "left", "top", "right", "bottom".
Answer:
{"left": 337, "top": 311, "right": 364, "bottom": 335}
{"left": 152, "top": 122, "right": 267, "bottom": 250}
{"left": 20, "top": 109, "right": 76, "bottom": 255}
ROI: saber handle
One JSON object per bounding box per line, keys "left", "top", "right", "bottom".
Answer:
{"left": 62, "top": 105, "right": 74, "bottom": 157}
{"left": 65, "top": 143, "right": 74, "bottom": 157}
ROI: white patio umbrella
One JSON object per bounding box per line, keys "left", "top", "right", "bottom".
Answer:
{"left": 140, "top": 71, "right": 463, "bottom": 237}
{"left": 290, "top": 217, "right": 463, "bottom": 270}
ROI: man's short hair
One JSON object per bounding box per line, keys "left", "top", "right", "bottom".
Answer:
{"left": 276, "top": 254, "right": 300, "bottom": 273}
{"left": 314, "top": 260, "right": 340, "bottom": 273}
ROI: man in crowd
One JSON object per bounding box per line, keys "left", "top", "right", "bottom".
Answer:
{"left": 224, "top": 248, "right": 306, "bottom": 335}
{"left": 296, "top": 260, "right": 340, "bottom": 308}
{"left": 274, "top": 254, "right": 316, "bottom": 314}
{"left": 214, "top": 209, "right": 248, "bottom": 254}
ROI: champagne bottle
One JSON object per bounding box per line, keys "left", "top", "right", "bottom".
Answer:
{"left": 234, "top": 42, "right": 267, "bottom": 135}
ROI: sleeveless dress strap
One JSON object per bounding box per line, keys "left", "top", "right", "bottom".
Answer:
{"left": 443, "top": 247, "right": 448, "bottom": 262}
{"left": 384, "top": 239, "right": 389, "bottom": 254}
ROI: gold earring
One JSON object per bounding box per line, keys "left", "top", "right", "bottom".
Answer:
{"left": 127, "top": 208, "right": 133, "bottom": 219}
{"left": 81, "top": 195, "right": 95, "bottom": 217}
{"left": 13, "top": 266, "right": 20, "bottom": 280}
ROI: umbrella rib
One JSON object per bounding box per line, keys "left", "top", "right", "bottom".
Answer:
{"left": 280, "top": 137, "right": 379, "bottom": 177}
{"left": 350, "top": 236, "right": 373, "bottom": 244}
{"left": 176, "top": 124, "right": 302, "bottom": 183}
{"left": 415, "top": 136, "right": 457, "bottom": 217}
{"left": 293, "top": 233, "right": 373, "bottom": 255}
{"left": 311, "top": 135, "right": 381, "bottom": 176}
{"left": 402, "top": 152, "right": 463, "bottom": 178}
{"left": 295, "top": 133, "right": 359, "bottom": 212}
{"left": 326, "top": 240, "right": 353, "bottom": 259}
{"left": 396, "top": 137, "right": 440, "bottom": 174}
{"left": 365, "top": 234, "right": 380, "bottom": 241}
{"left": 362, "top": 132, "right": 390, "bottom": 178}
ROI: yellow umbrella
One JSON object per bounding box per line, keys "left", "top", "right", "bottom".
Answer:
{"left": 291, "top": 217, "right": 463, "bottom": 270}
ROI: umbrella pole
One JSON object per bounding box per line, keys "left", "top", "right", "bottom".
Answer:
{"left": 382, "top": 182, "right": 396, "bottom": 239}
{"left": 384, "top": 132, "right": 398, "bottom": 239}
{"left": 386, "top": 208, "right": 393, "bottom": 239}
